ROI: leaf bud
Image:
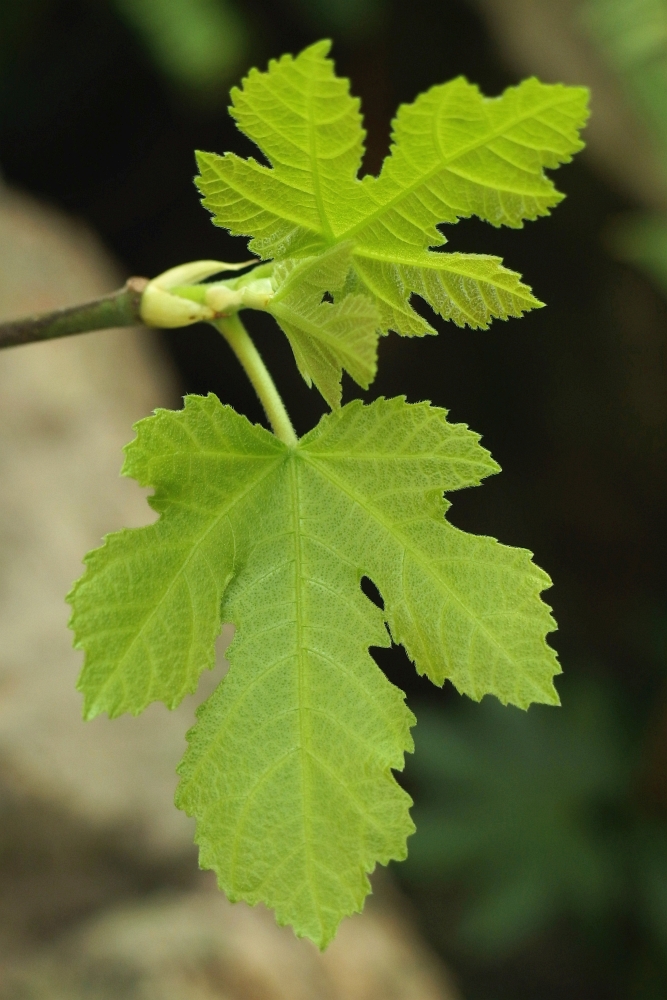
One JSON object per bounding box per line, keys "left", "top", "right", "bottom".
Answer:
{"left": 140, "top": 260, "right": 255, "bottom": 328}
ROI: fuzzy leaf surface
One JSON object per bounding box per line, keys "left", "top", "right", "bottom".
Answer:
{"left": 70, "top": 394, "right": 560, "bottom": 946}
{"left": 196, "top": 40, "right": 588, "bottom": 398}
{"left": 269, "top": 244, "right": 380, "bottom": 407}
{"left": 68, "top": 396, "right": 285, "bottom": 719}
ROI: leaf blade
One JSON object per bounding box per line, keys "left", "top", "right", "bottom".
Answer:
{"left": 270, "top": 245, "right": 380, "bottom": 406}
{"left": 68, "top": 395, "right": 285, "bottom": 719}
{"left": 72, "top": 393, "right": 560, "bottom": 945}
{"left": 176, "top": 445, "right": 414, "bottom": 948}
{"left": 355, "top": 77, "right": 590, "bottom": 250}
{"left": 197, "top": 39, "right": 369, "bottom": 258}
{"left": 195, "top": 44, "right": 587, "bottom": 405}
{"left": 352, "top": 249, "right": 544, "bottom": 335}
{"left": 196, "top": 150, "right": 327, "bottom": 259}
{"left": 301, "top": 398, "right": 560, "bottom": 708}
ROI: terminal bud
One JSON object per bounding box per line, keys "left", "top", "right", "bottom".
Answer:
{"left": 140, "top": 260, "right": 255, "bottom": 328}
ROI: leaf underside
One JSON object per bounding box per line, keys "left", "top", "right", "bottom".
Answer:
{"left": 196, "top": 40, "right": 589, "bottom": 405}
{"left": 69, "top": 394, "right": 560, "bottom": 947}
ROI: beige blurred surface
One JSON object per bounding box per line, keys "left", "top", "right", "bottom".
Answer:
{"left": 0, "top": 185, "right": 205, "bottom": 860}
{"left": 0, "top": 187, "right": 459, "bottom": 998}
{"left": 3, "top": 881, "right": 455, "bottom": 1000}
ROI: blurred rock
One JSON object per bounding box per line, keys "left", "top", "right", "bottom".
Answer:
{"left": 1, "top": 882, "right": 458, "bottom": 1000}
{"left": 0, "top": 185, "right": 210, "bottom": 865}
{"left": 0, "top": 187, "right": 460, "bottom": 998}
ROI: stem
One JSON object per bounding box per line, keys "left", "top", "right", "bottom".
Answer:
{"left": 214, "top": 313, "right": 297, "bottom": 447}
{"left": 0, "top": 273, "right": 298, "bottom": 445}
{"left": 0, "top": 278, "right": 148, "bottom": 349}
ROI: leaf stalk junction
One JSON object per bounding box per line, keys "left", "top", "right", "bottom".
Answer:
{"left": 215, "top": 312, "right": 297, "bottom": 446}
{"left": 0, "top": 258, "right": 298, "bottom": 444}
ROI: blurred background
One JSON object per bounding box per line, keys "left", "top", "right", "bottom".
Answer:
{"left": 2, "top": 0, "right": 667, "bottom": 998}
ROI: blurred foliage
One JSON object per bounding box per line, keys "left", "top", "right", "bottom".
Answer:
{"left": 403, "top": 680, "right": 667, "bottom": 994}
{"left": 405, "top": 684, "right": 629, "bottom": 953}
{"left": 582, "top": 0, "right": 667, "bottom": 157}
{"left": 283, "top": 0, "right": 385, "bottom": 37}
{"left": 613, "top": 212, "right": 667, "bottom": 297}
{"left": 111, "top": 0, "right": 248, "bottom": 95}
{"left": 0, "top": 0, "right": 250, "bottom": 102}
{"left": 581, "top": 0, "right": 667, "bottom": 295}
{"left": 0, "top": 0, "right": 389, "bottom": 101}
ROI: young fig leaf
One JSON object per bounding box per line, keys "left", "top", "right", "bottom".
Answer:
{"left": 196, "top": 40, "right": 588, "bottom": 404}
{"left": 69, "top": 394, "right": 559, "bottom": 946}
{"left": 269, "top": 244, "right": 380, "bottom": 408}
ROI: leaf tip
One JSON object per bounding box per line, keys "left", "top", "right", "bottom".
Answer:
{"left": 305, "top": 38, "right": 333, "bottom": 59}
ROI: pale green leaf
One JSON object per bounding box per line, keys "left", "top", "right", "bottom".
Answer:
{"left": 269, "top": 244, "right": 380, "bottom": 407}
{"left": 364, "top": 75, "right": 590, "bottom": 244}
{"left": 176, "top": 458, "right": 414, "bottom": 946}
{"left": 299, "top": 397, "right": 560, "bottom": 707}
{"left": 195, "top": 38, "right": 364, "bottom": 259}
{"left": 196, "top": 41, "right": 587, "bottom": 385}
{"left": 71, "top": 394, "right": 559, "bottom": 946}
{"left": 352, "top": 249, "right": 544, "bottom": 336}
{"left": 67, "top": 396, "right": 285, "bottom": 719}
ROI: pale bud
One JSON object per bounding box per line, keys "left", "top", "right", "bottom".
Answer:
{"left": 140, "top": 260, "right": 255, "bottom": 328}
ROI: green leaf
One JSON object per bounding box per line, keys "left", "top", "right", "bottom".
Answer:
{"left": 351, "top": 250, "right": 544, "bottom": 335}
{"left": 299, "top": 397, "right": 559, "bottom": 706}
{"left": 196, "top": 41, "right": 588, "bottom": 399}
{"left": 196, "top": 39, "right": 364, "bottom": 259}
{"left": 68, "top": 396, "right": 285, "bottom": 720}
{"left": 269, "top": 243, "right": 380, "bottom": 407}
{"left": 70, "top": 394, "right": 560, "bottom": 946}
{"left": 369, "top": 74, "right": 588, "bottom": 240}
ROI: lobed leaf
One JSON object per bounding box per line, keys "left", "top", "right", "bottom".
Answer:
{"left": 196, "top": 42, "right": 587, "bottom": 404}
{"left": 361, "top": 75, "right": 590, "bottom": 246}
{"left": 195, "top": 38, "right": 364, "bottom": 260}
{"left": 300, "top": 397, "right": 560, "bottom": 707}
{"left": 71, "top": 394, "right": 560, "bottom": 945}
{"left": 352, "top": 250, "right": 544, "bottom": 336}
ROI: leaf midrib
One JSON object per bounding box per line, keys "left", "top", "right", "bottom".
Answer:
{"left": 288, "top": 453, "right": 321, "bottom": 928}
{"left": 336, "top": 90, "right": 577, "bottom": 242}
{"left": 353, "top": 246, "right": 538, "bottom": 294}
{"left": 305, "top": 67, "right": 335, "bottom": 242}
{"left": 304, "top": 448, "right": 495, "bottom": 476}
